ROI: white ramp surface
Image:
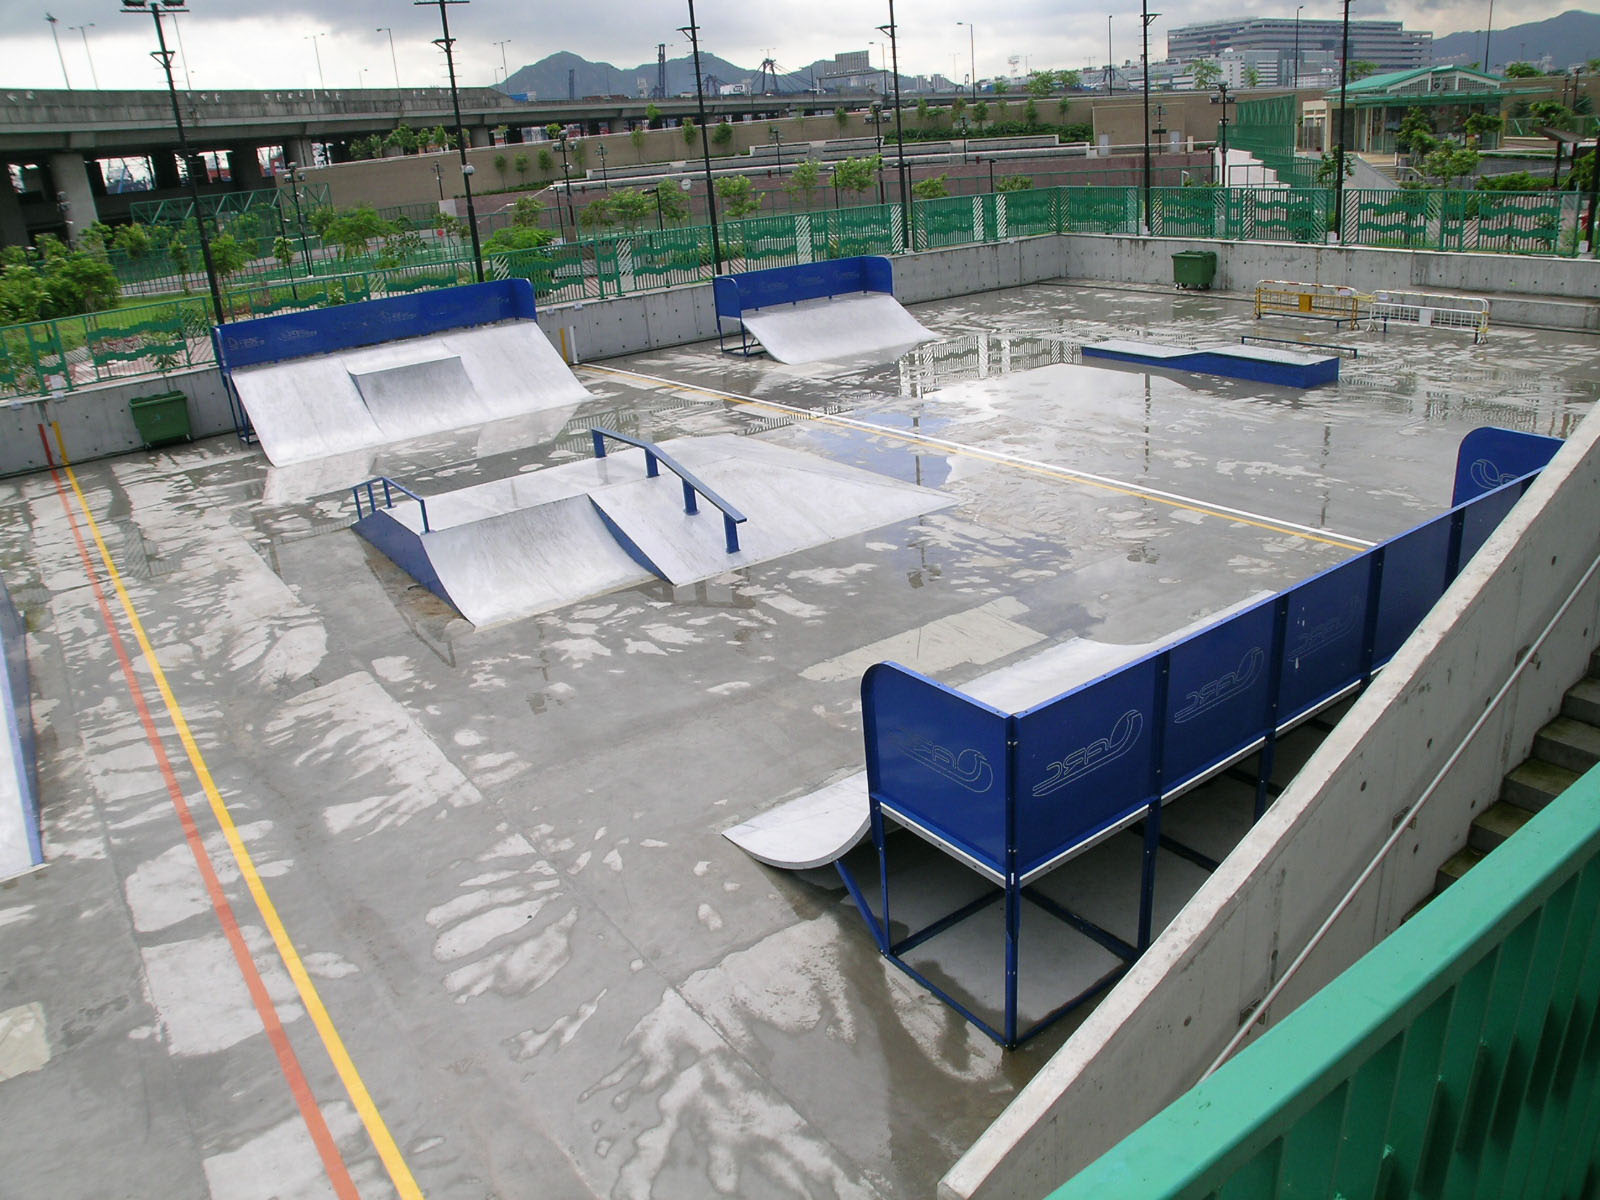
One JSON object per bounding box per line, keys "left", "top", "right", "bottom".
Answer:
{"left": 229, "top": 321, "right": 591, "bottom": 466}
{"left": 739, "top": 292, "right": 936, "bottom": 364}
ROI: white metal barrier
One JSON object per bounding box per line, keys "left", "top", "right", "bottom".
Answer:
{"left": 1367, "top": 289, "right": 1491, "bottom": 344}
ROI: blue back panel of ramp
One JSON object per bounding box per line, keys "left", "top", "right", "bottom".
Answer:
{"left": 1, "top": 572, "right": 41, "bottom": 870}
{"left": 1451, "top": 427, "right": 1562, "bottom": 506}
{"left": 214, "top": 279, "right": 539, "bottom": 371}
{"left": 714, "top": 257, "right": 895, "bottom": 320}
{"left": 859, "top": 425, "right": 1552, "bottom": 889}
{"left": 1082, "top": 342, "right": 1339, "bottom": 388}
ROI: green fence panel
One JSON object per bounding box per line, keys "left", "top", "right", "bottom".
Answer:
{"left": 1048, "top": 762, "right": 1600, "bottom": 1200}
{"left": 1349, "top": 187, "right": 1435, "bottom": 249}
{"left": 1236, "top": 187, "right": 1328, "bottom": 243}
{"left": 1462, "top": 191, "right": 1569, "bottom": 255}
{"left": 998, "top": 187, "right": 1059, "bottom": 239}
{"left": 1151, "top": 187, "right": 1223, "bottom": 238}
{"left": 913, "top": 194, "right": 989, "bottom": 251}
{"left": 1061, "top": 187, "right": 1138, "bottom": 233}
{"left": 811, "top": 204, "right": 899, "bottom": 260}
{"left": 724, "top": 213, "right": 806, "bottom": 270}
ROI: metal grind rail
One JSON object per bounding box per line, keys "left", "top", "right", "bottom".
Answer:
{"left": 589, "top": 427, "right": 748, "bottom": 554}
{"left": 351, "top": 476, "right": 432, "bottom": 533}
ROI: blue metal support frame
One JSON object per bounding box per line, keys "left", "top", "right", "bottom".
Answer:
{"left": 841, "top": 427, "right": 1563, "bottom": 1049}
{"left": 589, "top": 427, "right": 748, "bottom": 553}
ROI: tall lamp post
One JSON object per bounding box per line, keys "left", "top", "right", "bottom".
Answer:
{"left": 1141, "top": 2, "right": 1159, "bottom": 233}
{"left": 71, "top": 23, "right": 100, "bottom": 88}
{"left": 956, "top": 21, "right": 976, "bottom": 96}
{"left": 555, "top": 132, "right": 575, "bottom": 234}
{"left": 1216, "top": 81, "right": 1231, "bottom": 187}
{"left": 377, "top": 26, "right": 399, "bottom": 87}
{"left": 1292, "top": 6, "right": 1303, "bottom": 88}
{"left": 879, "top": 2, "right": 913, "bottom": 251}
{"left": 45, "top": 13, "right": 73, "bottom": 88}
{"left": 1106, "top": 16, "right": 1114, "bottom": 93}
{"left": 283, "top": 161, "right": 313, "bottom": 275}
{"left": 305, "top": 32, "right": 326, "bottom": 92}
{"left": 1332, "top": 0, "right": 1352, "bottom": 242}
{"left": 494, "top": 38, "right": 510, "bottom": 87}
{"left": 121, "top": 0, "right": 224, "bottom": 325}
{"left": 770, "top": 126, "right": 783, "bottom": 172}
{"left": 680, "top": 0, "right": 723, "bottom": 274}
{"left": 416, "top": 0, "right": 484, "bottom": 282}
{"left": 1483, "top": 0, "right": 1495, "bottom": 75}
{"left": 596, "top": 142, "right": 608, "bottom": 188}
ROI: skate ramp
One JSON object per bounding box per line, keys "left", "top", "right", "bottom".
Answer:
{"left": 738, "top": 293, "right": 936, "bottom": 365}
{"left": 216, "top": 279, "right": 591, "bottom": 467}
{"left": 354, "top": 433, "right": 956, "bottom": 627}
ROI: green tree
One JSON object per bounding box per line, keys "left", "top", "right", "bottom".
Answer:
{"left": 1313, "top": 151, "right": 1355, "bottom": 185}
{"left": 166, "top": 233, "right": 192, "bottom": 292}
{"left": 830, "top": 155, "right": 881, "bottom": 199}
{"left": 834, "top": 106, "right": 849, "bottom": 130}
{"left": 482, "top": 224, "right": 556, "bottom": 254}
{"left": 972, "top": 101, "right": 989, "bottom": 129}
{"left": 1244, "top": 66, "right": 1261, "bottom": 87}
{"left": 207, "top": 232, "right": 250, "bottom": 285}
{"left": 510, "top": 195, "right": 546, "bottom": 227}
{"left": 308, "top": 206, "right": 338, "bottom": 239}
{"left": 537, "top": 148, "right": 554, "bottom": 173}
{"left": 323, "top": 206, "right": 393, "bottom": 259}
{"left": 272, "top": 235, "right": 295, "bottom": 273}
{"left": 1192, "top": 60, "right": 1221, "bottom": 89}
{"left": 608, "top": 187, "right": 654, "bottom": 230}
{"left": 992, "top": 78, "right": 1010, "bottom": 96}
{"left": 0, "top": 262, "right": 47, "bottom": 324}
{"left": 1527, "top": 101, "right": 1572, "bottom": 129}
{"left": 578, "top": 196, "right": 614, "bottom": 233}
{"left": 1058, "top": 69, "right": 1082, "bottom": 91}
{"left": 39, "top": 249, "right": 120, "bottom": 316}
{"left": 630, "top": 127, "right": 647, "bottom": 156}
{"left": 911, "top": 174, "right": 949, "bottom": 200}
{"left": 682, "top": 118, "right": 698, "bottom": 145}
{"left": 545, "top": 123, "right": 563, "bottom": 140}
{"left": 1503, "top": 61, "right": 1540, "bottom": 78}
{"left": 713, "top": 120, "right": 734, "bottom": 146}
{"left": 715, "top": 175, "right": 763, "bottom": 218}
{"left": 645, "top": 102, "right": 663, "bottom": 129}
{"left": 385, "top": 123, "right": 419, "bottom": 155}
{"left": 1396, "top": 107, "right": 1439, "bottom": 156}
{"left": 786, "top": 158, "right": 822, "bottom": 208}
{"left": 1462, "top": 111, "right": 1501, "bottom": 144}
{"left": 112, "top": 223, "right": 153, "bottom": 260}
{"left": 1421, "top": 143, "right": 1480, "bottom": 187}
{"left": 916, "top": 97, "right": 932, "bottom": 125}
{"left": 952, "top": 95, "right": 967, "bottom": 121}
{"left": 1026, "top": 70, "right": 1055, "bottom": 97}
{"left": 1347, "top": 60, "right": 1378, "bottom": 80}
{"left": 514, "top": 152, "right": 530, "bottom": 184}
{"left": 653, "top": 179, "right": 690, "bottom": 225}
{"left": 996, "top": 175, "right": 1033, "bottom": 191}
{"left": 493, "top": 153, "right": 508, "bottom": 184}
{"left": 1023, "top": 98, "right": 1039, "bottom": 126}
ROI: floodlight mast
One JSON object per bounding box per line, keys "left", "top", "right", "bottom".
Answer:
{"left": 416, "top": 0, "right": 485, "bottom": 282}
{"left": 680, "top": 0, "right": 724, "bottom": 274}
{"left": 120, "top": 0, "right": 225, "bottom": 325}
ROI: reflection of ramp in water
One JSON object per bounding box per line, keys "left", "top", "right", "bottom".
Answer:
{"left": 739, "top": 292, "right": 936, "bottom": 364}
{"left": 354, "top": 434, "right": 956, "bottom": 627}
{"left": 230, "top": 322, "right": 591, "bottom": 466}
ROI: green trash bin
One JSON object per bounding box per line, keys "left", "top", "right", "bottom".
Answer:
{"left": 1172, "top": 250, "right": 1218, "bottom": 290}
{"left": 129, "top": 390, "right": 191, "bottom": 448}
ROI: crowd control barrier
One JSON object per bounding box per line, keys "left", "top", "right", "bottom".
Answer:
{"left": 839, "top": 426, "right": 1563, "bottom": 1047}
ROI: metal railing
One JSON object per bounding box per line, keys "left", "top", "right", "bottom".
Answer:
{"left": 350, "top": 476, "right": 432, "bottom": 532}
{"left": 589, "top": 426, "right": 746, "bottom": 553}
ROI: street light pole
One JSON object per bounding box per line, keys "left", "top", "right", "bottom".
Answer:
{"left": 377, "top": 26, "right": 399, "bottom": 87}
{"left": 597, "top": 143, "right": 608, "bottom": 187}
{"left": 417, "top": 0, "right": 485, "bottom": 282}
{"left": 557, "top": 133, "right": 575, "bottom": 233}
{"left": 305, "top": 33, "right": 326, "bottom": 92}
{"left": 880, "top": 0, "right": 912, "bottom": 251}
{"left": 45, "top": 13, "right": 72, "bottom": 88}
{"left": 957, "top": 21, "right": 976, "bottom": 96}
{"left": 122, "top": 0, "right": 224, "bottom": 324}
{"left": 1292, "top": 6, "right": 1302, "bottom": 88}
{"left": 681, "top": 0, "right": 723, "bottom": 274}
{"left": 71, "top": 23, "right": 99, "bottom": 88}
{"left": 1106, "top": 16, "right": 1114, "bottom": 93}
{"left": 1332, "top": 0, "right": 1351, "bottom": 242}
{"left": 1216, "top": 81, "right": 1230, "bottom": 187}
{"left": 494, "top": 38, "right": 509, "bottom": 87}
{"left": 1142, "top": 2, "right": 1159, "bottom": 234}
{"left": 284, "top": 162, "right": 312, "bottom": 275}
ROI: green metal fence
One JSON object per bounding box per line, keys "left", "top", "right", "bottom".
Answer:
{"left": 1048, "top": 761, "right": 1600, "bottom": 1199}
{"left": 5, "top": 183, "right": 1592, "bottom": 399}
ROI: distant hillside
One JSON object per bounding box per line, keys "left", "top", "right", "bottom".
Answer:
{"left": 1433, "top": 9, "right": 1600, "bottom": 70}
{"left": 501, "top": 50, "right": 923, "bottom": 101}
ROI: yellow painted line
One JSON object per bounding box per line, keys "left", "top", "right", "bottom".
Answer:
{"left": 580, "top": 364, "right": 1373, "bottom": 552}
{"left": 54, "top": 431, "right": 424, "bottom": 1200}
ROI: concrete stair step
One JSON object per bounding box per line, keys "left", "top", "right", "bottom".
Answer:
{"left": 1563, "top": 677, "right": 1600, "bottom": 726}
{"left": 1533, "top": 715, "right": 1600, "bottom": 775}
{"left": 1502, "top": 758, "right": 1582, "bottom": 813}
{"left": 1435, "top": 845, "right": 1484, "bottom": 894}
{"left": 1469, "top": 802, "right": 1536, "bottom": 853}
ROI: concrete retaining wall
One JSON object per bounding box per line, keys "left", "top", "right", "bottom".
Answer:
{"left": 942, "top": 405, "right": 1600, "bottom": 1198}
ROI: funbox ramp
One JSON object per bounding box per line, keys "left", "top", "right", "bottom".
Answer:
{"left": 354, "top": 434, "right": 956, "bottom": 627}
{"left": 228, "top": 321, "right": 591, "bottom": 466}
{"left": 722, "top": 596, "right": 1273, "bottom": 870}
{"left": 737, "top": 292, "right": 937, "bottom": 365}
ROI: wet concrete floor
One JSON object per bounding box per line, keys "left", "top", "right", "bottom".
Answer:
{"left": 0, "top": 281, "right": 1594, "bottom": 1199}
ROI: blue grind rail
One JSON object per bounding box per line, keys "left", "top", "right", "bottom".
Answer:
{"left": 351, "top": 476, "right": 433, "bottom": 533}
{"left": 1082, "top": 339, "right": 1341, "bottom": 388}
{"left": 589, "top": 427, "right": 748, "bottom": 554}
{"left": 838, "top": 426, "right": 1562, "bottom": 1048}
{"left": 714, "top": 256, "right": 897, "bottom": 356}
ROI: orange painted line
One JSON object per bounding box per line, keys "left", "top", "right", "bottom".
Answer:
{"left": 46, "top": 463, "right": 362, "bottom": 1199}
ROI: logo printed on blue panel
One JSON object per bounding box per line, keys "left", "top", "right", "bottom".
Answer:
{"left": 1468, "top": 458, "right": 1517, "bottom": 492}
{"left": 1173, "top": 648, "right": 1265, "bottom": 724}
{"left": 1031, "top": 709, "right": 1143, "bottom": 798}
{"left": 897, "top": 733, "right": 995, "bottom": 793}
{"left": 1288, "top": 598, "right": 1361, "bottom": 660}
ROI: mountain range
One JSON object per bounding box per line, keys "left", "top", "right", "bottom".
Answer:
{"left": 501, "top": 50, "right": 928, "bottom": 101}
{"left": 1430, "top": 10, "right": 1600, "bottom": 70}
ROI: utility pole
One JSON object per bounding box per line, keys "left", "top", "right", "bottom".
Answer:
{"left": 416, "top": 0, "right": 485, "bottom": 282}
{"left": 681, "top": 0, "right": 723, "bottom": 273}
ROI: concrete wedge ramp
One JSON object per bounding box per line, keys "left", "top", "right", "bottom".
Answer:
{"left": 738, "top": 292, "right": 937, "bottom": 364}
{"left": 229, "top": 321, "right": 592, "bottom": 466}
{"left": 354, "top": 434, "right": 955, "bottom": 627}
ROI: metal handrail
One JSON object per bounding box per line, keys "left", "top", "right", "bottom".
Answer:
{"left": 1204, "top": 540, "right": 1600, "bottom": 1079}
{"left": 589, "top": 426, "right": 748, "bottom": 553}
{"left": 351, "top": 476, "right": 431, "bottom": 533}
{"left": 1238, "top": 334, "right": 1360, "bottom": 358}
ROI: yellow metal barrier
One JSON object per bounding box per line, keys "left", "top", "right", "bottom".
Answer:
{"left": 1253, "top": 279, "right": 1365, "bottom": 327}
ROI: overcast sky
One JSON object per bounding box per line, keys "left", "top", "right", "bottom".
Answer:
{"left": 0, "top": 0, "right": 1562, "bottom": 93}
